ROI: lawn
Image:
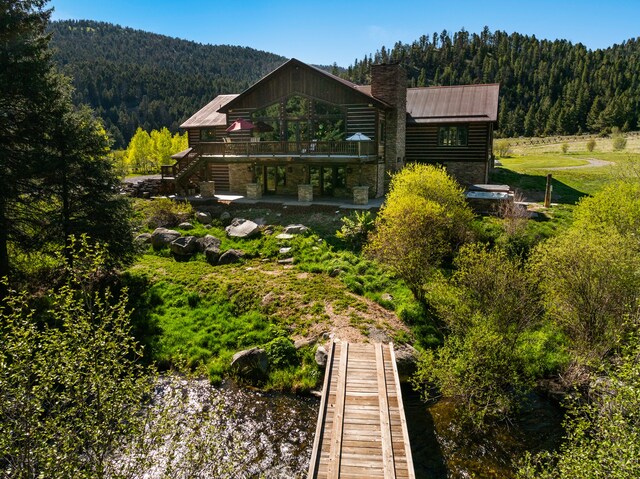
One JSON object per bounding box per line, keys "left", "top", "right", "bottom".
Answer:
{"left": 491, "top": 150, "right": 640, "bottom": 203}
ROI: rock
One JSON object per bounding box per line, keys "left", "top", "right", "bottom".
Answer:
{"left": 315, "top": 345, "right": 328, "bottom": 368}
{"left": 230, "top": 347, "right": 269, "bottom": 383}
{"left": 283, "top": 224, "right": 308, "bottom": 235}
{"left": 329, "top": 268, "right": 341, "bottom": 278}
{"left": 220, "top": 211, "right": 232, "bottom": 225}
{"left": 196, "top": 211, "right": 212, "bottom": 224}
{"left": 278, "top": 258, "right": 294, "bottom": 264}
{"left": 381, "top": 293, "right": 393, "bottom": 302}
{"left": 134, "top": 233, "right": 152, "bottom": 244}
{"left": 275, "top": 233, "right": 294, "bottom": 240}
{"left": 394, "top": 344, "right": 419, "bottom": 383}
{"left": 204, "top": 246, "right": 221, "bottom": 265}
{"left": 218, "top": 249, "right": 244, "bottom": 265}
{"left": 294, "top": 337, "right": 316, "bottom": 350}
{"left": 279, "top": 247, "right": 292, "bottom": 255}
{"left": 225, "top": 218, "right": 260, "bottom": 238}
{"left": 170, "top": 235, "right": 198, "bottom": 257}
{"left": 196, "top": 235, "right": 221, "bottom": 253}
{"left": 150, "top": 227, "right": 181, "bottom": 249}
{"left": 178, "top": 222, "right": 194, "bottom": 230}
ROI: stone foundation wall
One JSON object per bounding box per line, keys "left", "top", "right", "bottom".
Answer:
{"left": 228, "top": 163, "right": 253, "bottom": 194}
{"left": 442, "top": 161, "right": 488, "bottom": 186}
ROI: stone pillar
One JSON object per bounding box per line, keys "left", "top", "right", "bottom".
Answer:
{"left": 246, "top": 183, "right": 262, "bottom": 199}
{"left": 353, "top": 186, "right": 369, "bottom": 205}
{"left": 298, "top": 184, "right": 313, "bottom": 202}
{"left": 199, "top": 181, "right": 215, "bottom": 198}
{"left": 371, "top": 63, "right": 407, "bottom": 190}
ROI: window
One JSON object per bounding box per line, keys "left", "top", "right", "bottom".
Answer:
{"left": 438, "top": 125, "right": 468, "bottom": 146}
{"left": 201, "top": 129, "right": 217, "bottom": 141}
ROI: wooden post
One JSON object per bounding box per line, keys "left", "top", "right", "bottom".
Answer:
{"left": 544, "top": 173, "right": 552, "bottom": 208}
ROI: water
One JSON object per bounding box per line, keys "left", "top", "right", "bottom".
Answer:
{"left": 144, "top": 378, "right": 563, "bottom": 478}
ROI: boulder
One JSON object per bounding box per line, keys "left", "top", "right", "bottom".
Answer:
{"left": 196, "top": 235, "right": 221, "bottom": 253}
{"left": 170, "top": 235, "right": 198, "bottom": 257}
{"left": 150, "top": 228, "right": 181, "bottom": 249}
{"left": 204, "top": 246, "right": 221, "bottom": 266}
{"left": 178, "top": 222, "right": 194, "bottom": 230}
{"left": 230, "top": 347, "right": 269, "bottom": 382}
{"left": 283, "top": 224, "right": 308, "bottom": 235}
{"left": 220, "top": 211, "right": 232, "bottom": 225}
{"left": 196, "top": 211, "right": 212, "bottom": 224}
{"left": 225, "top": 218, "right": 260, "bottom": 238}
{"left": 218, "top": 249, "right": 244, "bottom": 265}
{"left": 134, "top": 233, "right": 152, "bottom": 244}
{"left": 394, "top": 344, "right": 419, "bottom": 383}
{"left": 294, "top": 337, "right": 316, "bottom": 350}
{"left": 275, "top": 233, "right": 294, "bottom": 240}
{"left": 315, "top": 345, "right": 328, "bottom": 368}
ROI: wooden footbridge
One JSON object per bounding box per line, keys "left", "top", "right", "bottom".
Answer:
{"left": 307, "top": 342, "right": 415, "bottom": 479}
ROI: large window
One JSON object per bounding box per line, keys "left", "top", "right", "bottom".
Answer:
{"left": 438, "top": 125, "right": 468, "bottom": 146}
{"left": 251, "top": 95, "right": 345, "bottom": 142}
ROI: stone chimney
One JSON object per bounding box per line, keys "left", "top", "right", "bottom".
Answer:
{"left": 371, "top": 63, "right": 407, "bottom": 182}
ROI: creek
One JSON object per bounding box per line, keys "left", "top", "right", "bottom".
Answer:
{"left": 147, "top": 378, "right": 563, "bottom": 478}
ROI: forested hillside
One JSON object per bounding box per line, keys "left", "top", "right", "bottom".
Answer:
{"left": 48, "top": 20, "right": 287, "bottom": 147}
{"left": 346, "top": 28, "right": 640, "bottom": 137}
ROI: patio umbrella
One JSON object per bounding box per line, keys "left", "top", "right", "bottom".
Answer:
{"left": 226, "top": 118, "right": 256, "bottom": 132}
{"left": 346, "top": 132, "right": 371, "bottom": 141}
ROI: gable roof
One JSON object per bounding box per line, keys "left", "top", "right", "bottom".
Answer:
{"left": 406, "top": 84, "right": 499, "bottom": 124}
{"left": 180, "top": 94, "right": 239, "bottom": 128}
{"left": 218, "top": 58, "right": 389, "bottom": 113}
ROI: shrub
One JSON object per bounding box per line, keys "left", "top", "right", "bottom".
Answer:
{"left": 560, "top": 142, "right": 569, "bottom": 153}
{"left": 140, "top": 197, "right": 194, "bottom": 228}
{"left": 494, "top": 139, "right": 512, "bottom": 158}
{"left": 336, "top": 210, "right": 375, "bottom": 251}
{"left": 586, "top": 138, "right": 596, "bottom": 152}
{"left": 611, "top": 127, "right": 627, "bottom": 151}
{"left": 264, "top": 336, "right": 297, "bottom": 369}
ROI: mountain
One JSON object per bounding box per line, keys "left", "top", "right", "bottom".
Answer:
{"left": 48, "top": 20, "right": 287, "bottom": 147}
{"left": 345, "top": 28, "right": 640, "bottom": 137}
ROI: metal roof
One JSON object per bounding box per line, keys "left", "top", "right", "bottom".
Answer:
{"left": 406, "top": 84, "right": 499, "bottom": 124}
{"left": 180, "top": 94, "right": 239, "bottom": 128}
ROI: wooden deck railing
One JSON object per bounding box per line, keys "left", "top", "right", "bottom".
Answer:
{"left": 197, "top": 140, "right": 376, "bottom": 157}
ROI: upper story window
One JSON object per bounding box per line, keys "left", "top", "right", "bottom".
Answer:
{"left": 438, "top": 125, "right": 468, "bottom": 146}
{"left": 201, "top": 128, "right": 217, "bottom": 141}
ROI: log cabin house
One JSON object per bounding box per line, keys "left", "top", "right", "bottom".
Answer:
{"left": 162, "top": 59, "right": 499, "bottom": 204}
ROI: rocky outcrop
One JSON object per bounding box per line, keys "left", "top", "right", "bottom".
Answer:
{"left": 196, "top": 235, "right": 221, "bottom": 253}
{"left": 230, "top": 348, "right": 269, "bottom": 383}
{"left": 225, "top": 218, "right": 260, "bottom": 238}
{"left": 150, "top": 227, "right": 181, "bottom": 249}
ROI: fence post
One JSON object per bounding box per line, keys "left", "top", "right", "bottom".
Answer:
{"left": 544, "top": 174, "right": 552, "bottom": 208}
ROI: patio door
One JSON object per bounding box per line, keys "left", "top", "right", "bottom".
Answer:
{"left": 310, "top": 166, "right": 346, "bottom": 197}
{"left": 263, "top": 166, "right": 286, "bottom": 194}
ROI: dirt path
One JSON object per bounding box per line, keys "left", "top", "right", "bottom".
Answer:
{"left": 122, "top": 174, "right": 161, "bottom": 183}
{"left": 546, "top": 157, "right": 614, "bottom": 170}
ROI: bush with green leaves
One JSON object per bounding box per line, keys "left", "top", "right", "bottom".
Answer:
{"left": 137, "top": 197, "right": 194, "bottom": 228}
{"left": 366, "top": 164, "right": 473, "bottom": 302}
{"left": 611, "top": 127, "right": 627, "bottom": 151}
{"left": 585, "top": 138, "right": 596, "bottom": 152}
{"left": 336, "top": 210, "right": 375, "bottom": 250}
{"left": 560, "top": 142, "right": 569, "bottom": 153}
{"left": 517, "top": 328, "right": 640, "bottom": 479}
{"left": 494, "top": 139, "right": 512, "bottom": 158}
{"left": 264, "top": 336, "right": 297, "bottom": 369}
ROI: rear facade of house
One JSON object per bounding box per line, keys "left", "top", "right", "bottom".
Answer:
{"left": 162, "top": 59, "right": 499, "bottom": 203}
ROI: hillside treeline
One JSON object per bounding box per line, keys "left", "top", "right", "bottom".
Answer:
{"left": 48, "top": 20, "right": 287, "bottom": 147}
{"left": 346, "top": 27, "right": 640, "bottom": 137}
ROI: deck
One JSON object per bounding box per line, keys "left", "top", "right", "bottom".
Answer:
{"left": 308, "top": 342, "right": 415, "bottom": 479}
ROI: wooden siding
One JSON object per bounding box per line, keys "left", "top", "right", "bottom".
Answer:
{"left": 223, "top": 62, "right": 377, "bottom": 113}
{"left": 346, "top": 105, "right": 378, "bottom": 141}
{"left": 406, "top": 122, "right": 491, "bottom": 163}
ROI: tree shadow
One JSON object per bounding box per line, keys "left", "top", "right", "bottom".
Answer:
{"left": 401, "top": 385, "right": 448, "bottom": 479}
{"left": 490, "top": 168, "right": 587, "bottom": 204}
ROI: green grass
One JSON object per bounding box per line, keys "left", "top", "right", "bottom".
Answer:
{"left": 125, "top": 219, "right": 421, "bottom": 388}
{"left": 492, "top": 151, "right": 640, "bottom": 203}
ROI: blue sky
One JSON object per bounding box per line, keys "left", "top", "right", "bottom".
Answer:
{"left": 50, "top": 0, "right": 640, "bottom": 67}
